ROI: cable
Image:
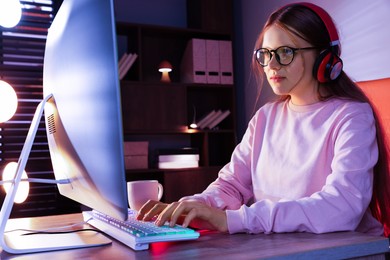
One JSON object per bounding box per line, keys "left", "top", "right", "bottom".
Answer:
{"left": 4, "top": 218, "right": 103, "bottom": 236}
{"left": 21, "top": 228, "right": 106, "bottom": 236}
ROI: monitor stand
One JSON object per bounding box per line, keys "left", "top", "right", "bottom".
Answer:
{"left": 0, "top": 94, "right": 111, "bottom": 254}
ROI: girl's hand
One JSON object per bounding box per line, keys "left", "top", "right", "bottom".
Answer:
{"left": 136, "top": 199, "right": 228, "bottom": 232}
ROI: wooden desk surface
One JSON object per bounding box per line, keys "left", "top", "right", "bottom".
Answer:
{"left": 0, "top": 213, "right": 388, "bottom": 259}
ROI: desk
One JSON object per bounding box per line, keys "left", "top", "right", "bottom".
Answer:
{"left": 0, "top": 213, "right": 388, "bottom": 259}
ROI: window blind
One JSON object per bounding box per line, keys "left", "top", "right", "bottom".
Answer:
{"left": 0, "top": 0, "right": 80, "bottom": 217}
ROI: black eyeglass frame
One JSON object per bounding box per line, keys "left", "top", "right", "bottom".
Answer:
{"left": 254, "top": 46, "right": 320, "bottom": 67}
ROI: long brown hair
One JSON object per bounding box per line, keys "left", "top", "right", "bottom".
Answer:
{"left": 252, "top": 4, "right": 390, "bottom": 236}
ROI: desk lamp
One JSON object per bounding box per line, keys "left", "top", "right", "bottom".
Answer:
{"left": 158, "top": 60, "right": 173, "bottom": 82}
{"left": 189, "top": 105, "right": 197, "bottom": 129}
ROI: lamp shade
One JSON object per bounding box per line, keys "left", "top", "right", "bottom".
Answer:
{"left": 0, "top": 0, "right": 22, "bottom": 28}
{"left": 0, "top": 80, "right": 18, "bottom": 123}
{"left": 158, "top": 60, "right": 173, "bottom": 72}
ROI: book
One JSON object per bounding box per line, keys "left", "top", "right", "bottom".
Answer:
{"left": 157, "top": 148, "right": 199, "bottom": 169}
{"left": 195, "top": 110, "right": 217, "bottom": 129}
{"left": 158, "top": 161, "right": 199, "bottom": 169}
{"left": 207, "top": 110, "right": 231, "bottom": 129}
{"left": 159, "top": 154, "right": 200, "bottom": 162}
{"left": 118, "top": 52, "right": 130, "bottom": 75}
{"left": 158, "top": 147, "right": 199, "bottom": 155}
{"left": 119, "top": 53, "right": 138, "bottom": 80}
{"left": 118, "top": 52, "right": 128, "bottom": 70}
{"left": 199, "top": 110, "right": 222, "bottom": 129}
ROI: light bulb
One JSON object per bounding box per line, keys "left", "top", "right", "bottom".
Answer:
{"left": 158, "top": 60, "right": 173, "bottom": 83}
{"left": 0, "top": 80, "right": 18, "bottom": 122}
{"left": 3, "top": 162, "right": 30, "bottom": 203}
{"left": 0, "top": 0, "right": 22, "bottom": 28}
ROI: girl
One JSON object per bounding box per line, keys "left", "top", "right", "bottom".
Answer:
{"left": 137, "top": 3, "right": 390, "bottom": 236}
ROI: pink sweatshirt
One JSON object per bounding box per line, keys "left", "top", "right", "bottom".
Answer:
{"left": 182, "top": 98, "right": 383, "bottom": 235}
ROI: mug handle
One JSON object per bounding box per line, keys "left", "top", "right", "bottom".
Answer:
{"left": 157, "top": 183, "right": 163, "bottom": 201}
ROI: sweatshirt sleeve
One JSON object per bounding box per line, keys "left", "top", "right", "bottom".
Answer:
{"left": 227, "top": 105, "right": 378, "bottom": 234}
{"left": 180, "top": 111, "right": 259, "bottom": 210}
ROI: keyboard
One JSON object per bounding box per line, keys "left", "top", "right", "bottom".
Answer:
{"left": 82, "top": 209, "right": 200, "bottom": 251}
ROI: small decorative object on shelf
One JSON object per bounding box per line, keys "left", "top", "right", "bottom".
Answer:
{"left": 158, "top": 60, "right": 173, "bottom": 83}
{"left": 189, "top": 105, "right": 198, "bottom": 129}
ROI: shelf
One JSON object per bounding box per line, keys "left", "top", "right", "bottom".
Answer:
{"left": 125, "top": 165, "right": 222, "bottom": 174}
{"left": 116, "top": 22, "right": 232, "bottom": 83}
{"left": 126, "top": 166, "right": 221, "bottom": 203}
{"left": 117, "top": 0, "right": 237, "bottom": 203}
{"left": 123, "top": 129, "right": 236, "bottom": 135}
{"left": 121, "top": 82, "right": 235, "bottom": 133}
{"left": 120, "top": 80, "right": 234, "bottom": 89}
{"left": 117, "top": 17, "right": 236, "bottom": 201}
{"left": 116, "top": 22, "right": 232, "bottom": 42}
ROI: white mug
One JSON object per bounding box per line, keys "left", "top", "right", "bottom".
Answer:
{"left": 127, "top": 180, "right": 163, "bottom": 211}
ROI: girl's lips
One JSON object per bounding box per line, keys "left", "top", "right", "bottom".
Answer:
{"left": 270, "top": 75, "right": 285, "bottom": 82}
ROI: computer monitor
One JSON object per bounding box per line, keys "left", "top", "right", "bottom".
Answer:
{"left": 0, "top": 0, "right": 130, "bottom": 254}
{"left": 42, "top": 0, "right": 128, "bottom": 221}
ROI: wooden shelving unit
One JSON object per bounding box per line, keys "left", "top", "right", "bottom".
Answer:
{"left": 117, "top": 18, "right": 236, "bottom": 201}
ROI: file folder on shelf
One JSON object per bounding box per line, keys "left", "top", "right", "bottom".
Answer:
{"left": 205, "top": 39, "right": 220, "bottom": 84}
{"left": 181, "top": 38, "right": 234, "bottom": 85}
{"left": 219, "top": 40, "right": 234, "bottom": 84}
{"left": 180, "top": 38, "right": 207, "bottom": 84}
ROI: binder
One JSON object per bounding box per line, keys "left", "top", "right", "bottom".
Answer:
{"left": 180, "top": 38, "right": 207, "bottom": 83}
{"left": 219, "top": 40, "right": 234, "bottom": 84}
{"left": 205, "top": 39, "right": 220, "bottom": 84}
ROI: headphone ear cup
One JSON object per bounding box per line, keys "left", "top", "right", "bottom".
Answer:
{"left": 328, "top": 56, "right": 343, "bottom": 81}
{"left": 313, "top": 49, "right": 343, "bottom": 83}
{"left": 313, "top": 49, "right": 331, "bottom": 83}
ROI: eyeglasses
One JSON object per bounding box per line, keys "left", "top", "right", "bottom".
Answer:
{"left": 254, "top": 46, "right": 319, "bottom": 67}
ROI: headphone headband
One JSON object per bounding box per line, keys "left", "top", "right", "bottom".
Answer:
{"left": 291, "top": 3, "right": 340, "bottom": 54}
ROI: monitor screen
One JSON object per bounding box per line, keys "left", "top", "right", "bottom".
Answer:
{"left": 42, "top": 0, "right": 128, "bottom": 220}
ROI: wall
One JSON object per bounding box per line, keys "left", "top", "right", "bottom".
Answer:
{"left": 114, "top": 0, "right": 186, "bottom": 27}
{"left": 236, "top": 0, "right": 390, "bottom": 138}
{"left": 113, "top": 0, "right": 390, "bottom": 140}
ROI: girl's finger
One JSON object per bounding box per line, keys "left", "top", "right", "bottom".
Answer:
{"left": 155, "top": 202, "right": 180, "bottom": 226}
